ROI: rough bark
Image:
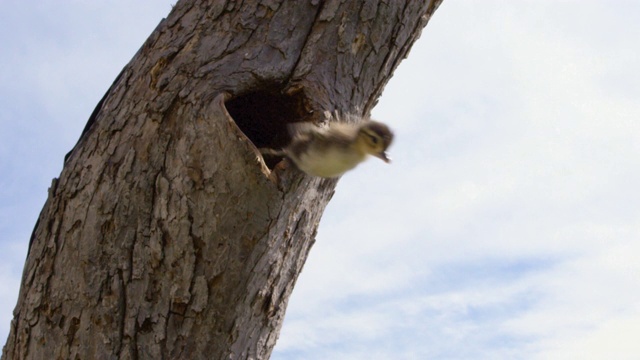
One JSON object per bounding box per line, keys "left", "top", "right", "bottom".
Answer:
{"left": 3, "top": 1, "right": 442, "bottom": 359}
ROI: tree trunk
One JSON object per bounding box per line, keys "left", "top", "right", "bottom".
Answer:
{"left": 3, "top": 1, "right": 442, "bottom": 359}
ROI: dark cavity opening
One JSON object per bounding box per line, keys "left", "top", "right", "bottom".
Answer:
{"left": 225, "top": 85, "right": 309, "bottom": 169}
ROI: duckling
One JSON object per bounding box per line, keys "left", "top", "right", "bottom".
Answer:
{"left": 269, "top": 119, "right": 394, "bottom": 178}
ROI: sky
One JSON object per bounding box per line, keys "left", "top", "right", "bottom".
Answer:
{"left": 1, "top": 1, "right": 639, "bottom": 359}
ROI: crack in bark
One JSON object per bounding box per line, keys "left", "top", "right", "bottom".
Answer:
{"left": 285, "top": 1, "right": 325, "bottom": 86}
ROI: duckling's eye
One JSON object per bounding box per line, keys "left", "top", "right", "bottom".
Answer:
{"left": 369, "top": 135, "right": 379, "bottom": 144}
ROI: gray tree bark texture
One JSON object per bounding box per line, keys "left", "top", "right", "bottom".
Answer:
{"left": 3, "top": 1, "right": 442, "bottom": 359}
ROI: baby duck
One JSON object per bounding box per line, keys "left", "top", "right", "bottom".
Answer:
{"left": 281, "top": 120, "right": 394, "bottom": 178}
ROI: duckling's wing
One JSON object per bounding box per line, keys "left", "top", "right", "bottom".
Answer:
{"left": 319, "top": 122, "right": 359, "bottom": 146}
{"left": 287, "top": 122, "right": 358, "bottom": 147}
{"left": 326, "top": 122, "right": 359, "bottom": 135}
{"left": 287, "top": 122, "right": 320, "bottom": 137}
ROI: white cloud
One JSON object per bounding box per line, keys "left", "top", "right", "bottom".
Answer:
{"left": 535, "top": 312, "right": 640, "bottom": 360}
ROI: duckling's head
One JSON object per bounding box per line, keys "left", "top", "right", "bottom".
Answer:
{"left": 356, "top": 121, "right": 394, "bottom": 162}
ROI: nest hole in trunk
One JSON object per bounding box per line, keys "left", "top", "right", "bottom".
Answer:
{"left": 225, "top": 85, "right": 310, "bottom": 169}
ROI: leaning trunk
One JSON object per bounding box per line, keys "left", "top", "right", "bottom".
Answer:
{"left": 3, "top": 1, "right": 442, "bottom": 359}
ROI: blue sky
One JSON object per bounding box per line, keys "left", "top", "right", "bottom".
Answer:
{"left": 2, "top": 1, "right": 639, "bottom": 359}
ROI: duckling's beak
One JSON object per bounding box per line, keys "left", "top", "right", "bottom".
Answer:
{"left": 375, "top": 151, "right": 391, "bottom": 163}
